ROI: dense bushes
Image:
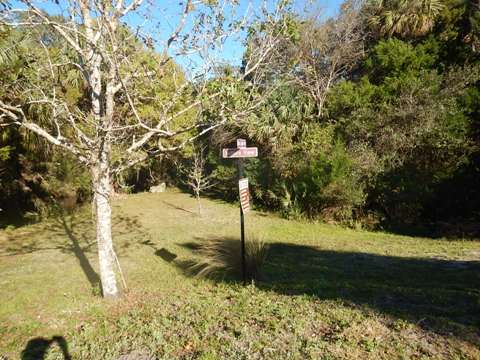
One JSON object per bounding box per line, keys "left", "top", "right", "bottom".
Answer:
{"left": 290, "top": 142, "right": 364, "bottom": 220}
{"left": 190, "top": 1, "right": 480, "bottom": 232}
{"left": 1, "top": 0, "right": 479, "bottom": 234}
{"left": 200, "top": 119, "right": 366, "bottom": 222}
{"left": 0, "top": 127, "right": 91, "bottom": 223}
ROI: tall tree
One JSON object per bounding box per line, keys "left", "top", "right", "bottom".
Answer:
{"left": 0, "top": 0, "right": 288, "bottom": 298}
{"left": 367, "top": 0, "right": 444, "bottom": 38}
{"left": 253, "top": 0, "right": 366, "bottom": 117}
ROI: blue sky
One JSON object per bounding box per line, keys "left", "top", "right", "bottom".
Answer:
{"left": 122, "top": 0, "right": 345, "bottom": 74}
{"left": 9, "top": 0, "right": 344, "bottom": 73}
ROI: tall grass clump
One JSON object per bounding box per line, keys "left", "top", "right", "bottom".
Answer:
{"left": 187, "top": 234, "right": 269, "bottom": 281}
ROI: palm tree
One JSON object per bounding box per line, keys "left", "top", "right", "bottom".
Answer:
{"left": 367, "top": 0, "right": 445, "bottom": 38}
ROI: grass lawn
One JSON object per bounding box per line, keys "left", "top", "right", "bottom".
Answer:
{"left": 0, "top": 190, "right": 479, "bottom": 359}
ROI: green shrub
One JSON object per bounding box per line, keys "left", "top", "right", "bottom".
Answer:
{"left": 290, "top": 141, "right": 365, "bottom": 221}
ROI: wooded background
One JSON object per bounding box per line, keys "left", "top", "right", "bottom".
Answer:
{"left": 1, "top": 0, "right": 479, "bottom": 238}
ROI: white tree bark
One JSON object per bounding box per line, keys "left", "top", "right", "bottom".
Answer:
{"left": 83, "top": 0, "right": 120, "bottom": 297}
{"left": 92, "top": 155, "right": 119, "bottom": 299}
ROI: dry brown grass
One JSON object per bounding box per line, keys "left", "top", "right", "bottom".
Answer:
{"left": 184, "top": 234, "right": 269, "bottom": 281}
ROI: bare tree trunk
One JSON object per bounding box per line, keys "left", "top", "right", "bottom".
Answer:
{"left": 196, "top": 191, "right": 202, "bottom": 216}
{"left": 85, "top": 19, "right": 120, "bottom": 298}
{"left": 92, "top": 151, "right": 119, "bottom": 299}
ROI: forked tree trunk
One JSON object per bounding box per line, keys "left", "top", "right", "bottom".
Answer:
{"left": 92, "top": 154, "right": 119, "bottom": 299}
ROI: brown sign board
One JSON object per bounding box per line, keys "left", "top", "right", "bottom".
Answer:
{"left": 222, "top": 147, "right": 258, "bottom": 158}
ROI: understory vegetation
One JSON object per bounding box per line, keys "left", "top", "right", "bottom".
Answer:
{"left": 202, "top": 0, "right": 480, "bottom": 233}
{"left": 0, "top": 192, "right": 478, "bottom": 359}
{"left": 1, "top": 0, "right": 479, "bottom": 237}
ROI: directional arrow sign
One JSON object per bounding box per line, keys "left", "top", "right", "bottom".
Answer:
{"left": 238, "top": 178, "right": 250, "bottom": 213}
{"left": 222, "top": 147, "right": 258, "bottom": 158}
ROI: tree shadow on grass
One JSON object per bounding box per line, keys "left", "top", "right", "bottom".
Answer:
{"left": 176, "top": 238, "right": 480, "bottom": 345}
{"left": 0, "top": 208, "right": 145, "bottom": 293}
{"left": 56, "top": 213, "right": 101, "bottom": 290}
{"left": 381, "top": 220, "right": 480, "bottom": 240}
{"left": 161, "top": 200, "right": 195, "bottom": 214}
{"left": 141, "top": 238, "right": 178, "bottom": 262}
{"left": 0, "top": 210, "right": 101, "bottom": 291}
{"left": 21, "top": 335, "right": 71, "bottom": 360}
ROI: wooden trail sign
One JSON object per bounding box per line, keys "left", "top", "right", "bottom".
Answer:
{"left": 222, "top": 147, "right": 258, "bottom": 158}
{"left": 221, "top": 139, "right": 258, "bottom": 285}
{"left": 222, "top": 138, "right": 258, "bottom": 159}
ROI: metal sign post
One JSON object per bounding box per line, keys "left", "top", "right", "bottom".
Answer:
{"left": 222, "top": 139, "right": 258, "bottom": 285}
{"left": 238, "top": 161, "right": 247, "bottom": 285}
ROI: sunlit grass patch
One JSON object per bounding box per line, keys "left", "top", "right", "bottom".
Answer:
{"left": 0, "top": 190, "right": 479, "bottom": 359}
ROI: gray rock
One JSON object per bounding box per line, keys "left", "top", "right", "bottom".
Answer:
{"left": 149, "top": 182, "right": 166, "bottom": 193}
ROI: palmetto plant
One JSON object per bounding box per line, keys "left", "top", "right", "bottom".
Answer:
{"left": 367, "top": 0, "right": 444, "bottom": 38}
